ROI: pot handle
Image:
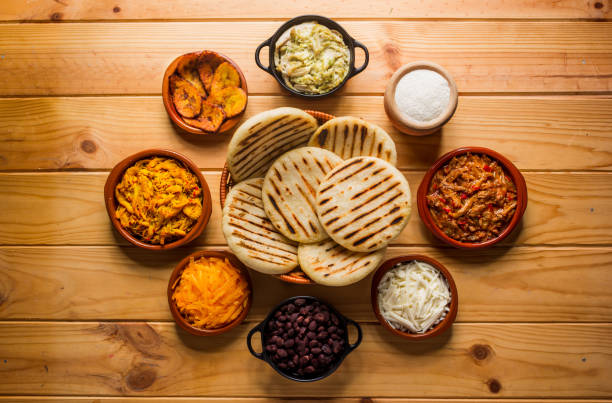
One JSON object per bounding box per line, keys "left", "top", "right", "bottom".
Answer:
{"left": 255, "top": 38, "right": 273, "bottom": 74}
{"left": 345, "top": 318, "right": 363, "bottom": 352}
{"left": 350, "top": 39, "right": 369, "bottom": 78}
{"left": 246, "top": 322, "right": 265, "bottom": 360}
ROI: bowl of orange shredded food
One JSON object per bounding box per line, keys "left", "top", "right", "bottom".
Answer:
{"left": 417, "top": 147, "right": 527, "bottom": 248}
{"left": 104, "top": 149, "right": 212, "bottom": 250}
{"left": 168, "top": 250, "right": 253, "bottom": 335}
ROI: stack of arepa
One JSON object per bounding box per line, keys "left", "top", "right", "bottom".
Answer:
{"left": 222, "top": 107, "right": 411, "bottom": 286}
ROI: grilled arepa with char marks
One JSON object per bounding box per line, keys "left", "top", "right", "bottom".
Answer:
{"left": 309, "top": 117, "right": 397, "bottom": 165}
{"left": 227, "top": 108, "right": 319, "bottom": 182}
{"left": 263, "top": 147, "right": 343, "bottom": 243}
{"left": 316, "top": 156, "right": 411, "bottom": 252}
{"left": 222, "top": 178, "right": 298, "bottom": 275}
{"left": 298, "top": 239, "right": 386, "bottom": 286}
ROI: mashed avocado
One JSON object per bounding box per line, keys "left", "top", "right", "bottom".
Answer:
{"left": 274, "top": 22, "right": 350, "bottom": 95}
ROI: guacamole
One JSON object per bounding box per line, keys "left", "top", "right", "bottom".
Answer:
{"left": 274, "top": 22, "right": 350, "bottom": 95}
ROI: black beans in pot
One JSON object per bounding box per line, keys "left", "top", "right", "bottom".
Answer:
{"left": 263, "top": 298, "right": 346, "bottom": 377}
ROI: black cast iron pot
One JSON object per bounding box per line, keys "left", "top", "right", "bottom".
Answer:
{"left": 246, "top": 296, "right": 363, "bottom": 382}
{"left": 254, "top": 15, "right": 369, "bottom": 98}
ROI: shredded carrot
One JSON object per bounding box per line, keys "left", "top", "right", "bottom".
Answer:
{"left": 172, "top": 257, "right": 250, "bottom": 329}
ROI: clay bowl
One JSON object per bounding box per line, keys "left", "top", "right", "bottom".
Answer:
{"left": 371, "top": 255, "right": 458, "bottom": 340}
{"left": 168, "top": 250, "right": 253, "bottom": 336}
{"left": 162, "top": 50, "right": 248, "bottom": 135}
{"left": 384, "top": 61, "right": 458, "bottom": 136}
{"left": 417, "top": 147, "right": 528, "bottom": 249}
{"left": 104, "top": 149, "right": 212, "bottom": 250}
{"left": 219, "top": 109, "right": 336, "bottom": 285}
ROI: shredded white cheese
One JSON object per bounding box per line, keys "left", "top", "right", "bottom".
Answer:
{"left": 377, "top": 260, "right": 451, "bottom": 333}
{"left": 394, "top": 69, "right": 450, "bottom": 123}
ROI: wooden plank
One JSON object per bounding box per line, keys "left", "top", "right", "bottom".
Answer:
{"left": 0, "top": 22, "right": 610, "bottom": 95}
{"left": 1, "top": 246, "right": 611, "bottom": 322}
{"left": 0, "top": 171, "right": 610, "bottom": 246}
{"left": 1, "top": 96, "right": 611, "bottom": 171}
{"left": 1, "top": 0, "right": 610, "bottom": 21}
{"left": 5, "top": 400, "right": 609, "bottom": 403}
{"left": 0, "top": 322, "right": 609, "bottom": 397}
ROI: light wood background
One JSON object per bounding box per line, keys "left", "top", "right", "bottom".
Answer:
{"left": 0, "top": 0, "right": 611, "bottom": 401}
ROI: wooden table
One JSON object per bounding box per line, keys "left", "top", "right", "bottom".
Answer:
{"left": 0, "top": 1, "right": 611, "bottom": 402}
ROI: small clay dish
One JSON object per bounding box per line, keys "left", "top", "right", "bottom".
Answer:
{"left": 168, "top": 250, "right": 253, "bottom": 336}
{"left": 384, "top": 61, "right": 458, "bottom": 136}
{"left": 162, "top": 50, "right": 248, "bottom": 135}
{"left": 417, "top": 147, "right": 528, "bottom": 249}
{"left": 104, "top": 149, "right": 212, "bottom": 250}
{"left": 371, "top": 255, "right": 458, "bottom": 340}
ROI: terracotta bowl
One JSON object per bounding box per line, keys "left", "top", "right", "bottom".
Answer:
{"left": 219, "top": 109, "right": 336, "bottom": 285}
{"left": 167, "top": 250, "right": 253, "bottom": 336}
{"left": 371, "top": 255, "right": 458, "bottom": 340}
{"left": 104, "top": 149, "right": 212, "bottom": 250}
{"left": 417, "top": 147, "right": 528, "bottom": 249}
{"left": 162, "top": 50, "right": 248, "bottom": 135}
{"left": 384, "top": 61, "right": 458, "bottom": 136}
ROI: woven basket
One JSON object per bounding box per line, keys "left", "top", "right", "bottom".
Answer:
{"left": 220, "top": 110, "right": 336, "bottom": 285}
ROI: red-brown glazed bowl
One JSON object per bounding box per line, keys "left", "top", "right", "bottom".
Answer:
{"left": 162, "top": 50, "right": 248, "bottom": 135}
{"left": 168, "top": 250, "right": 253, "bottom": 336}
{"left": 371, "top": 255, "right": 458, "bottom": 340}
{"left": 417, "top": 147, "right": 528, "bottom": 249}
{"left": 104, "top": 149, "right": 212, "bottom": 250}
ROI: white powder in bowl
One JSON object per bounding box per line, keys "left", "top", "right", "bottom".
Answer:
{"left": 394, "top": 69, "right": 450, "bottom": 123}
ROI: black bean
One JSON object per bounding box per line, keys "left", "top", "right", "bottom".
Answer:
{"left": 275, "top": 337, "right": 284, "bottom": 347}
{"left": 279, "top": 315, "right": 287, "bottom": 322}
{"left": 275, "top": 320, "right": 283, "bottom": 329}
{"left": 311, "top": 347, "right": 321, "bottom": 355}
{"left": 306, "top": 331, "right": 316, "bottom": 340}
{"left": 333, "top": 342, "right": 342, "bottom": 354}
{"left": 274, "top": 311, "right": 282, "bottom": 318}
{"left": 277, "top": 348, "right": 287, "bottom": 358}
{"left": 287, "top": 360, "right": 296, "bottom": 369}
{"left": 300, "top": 355, "right": 310, "bottom": 366}
{"left": 337, "top": 328, "right": 344, "bottom": 335}
{"left": 308, "top": 321, "right": 317, "bottom": 331}
{"left": 322, "top": 345, "right": 331, "bottom": 354}
{"left": 317, "top": 325, "right": 325, "bottom": 332}
{"left": 287, "top": 303, "right": 296, "bottom": 313}
{"left": 303, "top": 316, "right": 311, "bottom": 326}
{"left": 313, "top": 313, "right": 325, "bottom": 322}
{"left": 287, "top": 348, "right": 295, "bottom": 356}
{"left": 295, "top": 298, "right": 306, "bottom": 306}
{"left": 317, "top": 331, "right": 328, "bottom": 340}
{"left": 278, "top": 362, "right": 287, "bottom": 369}
{"left": 328, "top": 326, "right": 337, "bottom": 334}
{"left": 331, "top": 333, "right": 341, "bottom": 340}
{"left": 265, "top": 344, "right": 276, "bottom": 353}
{"left": 284, "top": 339, "right": 294, "bottom": 348}
{"left": 296, "top": 315, "right": 304, "bottom": 325}
{"left": 304, "top": 365, "right": 315, "bottom": 374}
{"left": 331, "top": 314, "right": 339, "bottom": 325}
{"left": 287, "top": 329, "right": 295, "bottom": 337}
{"left": 311, "top": 358, "right": 319, "bottom": 367}
{"left": 293, "top": 355, "right": 299, "bottom": 365}
{"left": 309, "top": 339, "right": 319, "bottom": 348}
{"left": 289, "top": 312, "right": 298, "bottom": 321}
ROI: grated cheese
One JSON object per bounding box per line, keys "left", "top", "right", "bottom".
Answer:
{"left": 377, "top": 260, "right": 451, "bottom": 333}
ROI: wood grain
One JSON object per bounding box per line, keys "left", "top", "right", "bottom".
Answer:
{"left": 1, "top": 96, "right": 611, "bottom": 171}
{"left": 8, "top": 400, "right": 607, "bottom": 403}
{"left": 0, "top": 171, "right": 610, "bottom": 246}
{"left": 1, "top": 0, "right": 609, "bottom": 21}
{"left": 1, "top": 246, "right": 611, "bottom": 322}
{"left": 0, "top": 22, "right": 610, "bottom": 95}
{"left": 0, "top": 322, "right": 609, "bottom": 397}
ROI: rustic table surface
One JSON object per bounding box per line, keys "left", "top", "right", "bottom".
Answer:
{"left": 0, "top": 1, "right": 611, "bottom": 402}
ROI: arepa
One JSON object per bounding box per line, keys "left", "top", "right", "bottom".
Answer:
{"left": 298, "top": 239, "right": 386, "bottom": 286}
{"left": 222, "top": 178, "right": 298, "bottom": 275}
{"left": 227, "top": 107, "right": 318, "bottom": 182}
{"left": 309, "top": 116, "right": 397, "bottom": 165}
{"left": 263, "top": 147, "right": 343, "bottom": 243}
{"left": 316, "top": 156, "right": 411, "bottom": 252}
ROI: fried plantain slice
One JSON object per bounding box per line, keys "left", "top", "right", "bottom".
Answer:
{"left": 211, "top": 62, "right": 241, "bottom": 93}
{"left": 198, "top": 51, "right": 222, "bottom": 93}
{"left": 177, "top": 54, "right": 206, "bottom": 97}
{"left": 170, "top": 75, "right": 202, "bottom": 118}
{"left": 208, "top": 86, "right": 247, "bottom": 118}
{"left": 183, "top": 101, "right": 226, "bottom": 133}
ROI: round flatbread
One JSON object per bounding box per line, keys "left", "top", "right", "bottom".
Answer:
{"left": 222, "top": 178, "right": 298, "bottom": 274}
{"left": 298, "top": 239, "right": 386, "bottom": 286}
{"left": 227, "top": 107, "right": 318, "bottom": 182}
{"left": 262, "top": 147, "right": 343, "bottom": 243}
{"left": 309, "top": 116, "right": 397, "bottom": 165}
{"left": 316, "top": 156, "right": 411, "bottom": 252}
